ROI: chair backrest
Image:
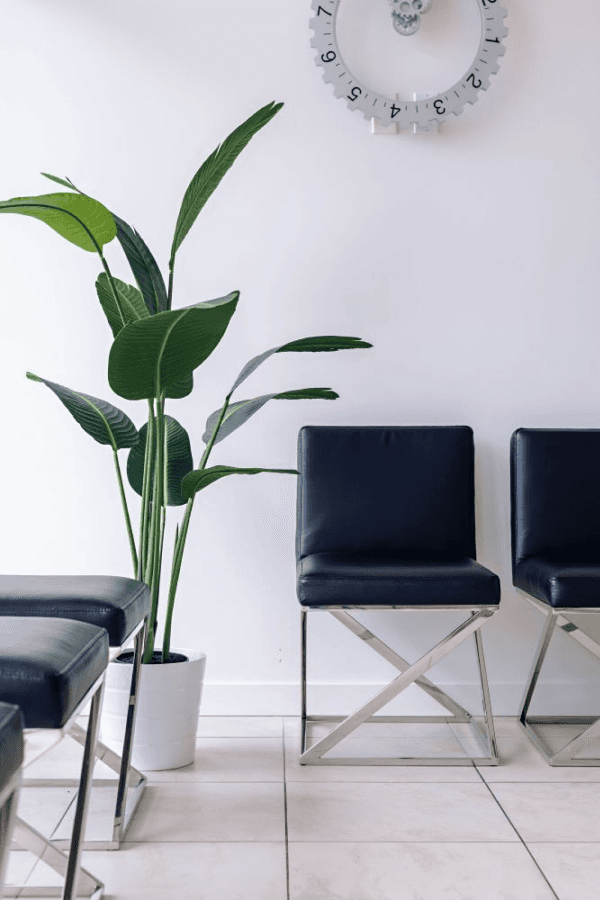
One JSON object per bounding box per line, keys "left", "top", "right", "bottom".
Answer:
{"left": 511, "top": 428, "right": 600, "bottom": 568}
{"left": 296, "top": 426, "right": 476, "bottom": 561}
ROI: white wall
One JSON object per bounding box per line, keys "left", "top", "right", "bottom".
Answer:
{"left": 1, "top": 0, "right": 599, "bottom": 714}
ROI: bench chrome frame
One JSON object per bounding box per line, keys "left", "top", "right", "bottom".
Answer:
{"left": 518, "top": 592, "right": 600, "bottom": 766}
{"left": 0, "top": 768, "right": 21, "bottom": 898}
{"left": 300, "top": 605, "right": 499, "bottom": 766}
{"left": 6, "top": 674, "right": 106, "bottom": 900}
{"left": 25, "top": 619, "right": 148, "bottom": 850}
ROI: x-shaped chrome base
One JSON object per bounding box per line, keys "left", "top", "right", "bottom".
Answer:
{"left": 519, "top": 594, "right": 600, "bottom": 766}
{"left": 7, "top": 677, "right": 106, "bottom": 900}
{"left": 300, "top": 606, "right": 499, "bottom": 766}
{"left": 24, "top": 621, "right": 148, "bottom": 850}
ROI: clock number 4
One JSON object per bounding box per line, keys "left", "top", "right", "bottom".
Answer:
{"left": 467, "top": 73, "right": 482, "bottom": 89}
{"left": 348, "top": 86, "right": 362, "bottom": 101}
{"left": 317, "top": 5, "right": 332, "bottom": 14}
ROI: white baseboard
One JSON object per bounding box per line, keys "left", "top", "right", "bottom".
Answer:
{"left": 200, "top": 681, "right": 600, "bottom": 717}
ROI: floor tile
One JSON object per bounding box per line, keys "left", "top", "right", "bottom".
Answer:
{"left": 16, "top": 786, "right": 76, "bottom": 837}
{"left": 528, "top": 843, "right": 600, "bottom": 900}
{"left": 4, "top": 851, "right": 39, "bottom": 889}
{"left": 286, "top": 781, "right": 517, "bottom": 842}
{"left": 478, "top": 720, "right": 600, "bottom": 782}
{"left": 147, "top": 737, "right": 284, "bottom": 782}
{"left": 26, "top": 842, "right": 288, "bottom": 900}
{"left": 23, "top": 733, "right": 116, "bottom": 782}
{"left": 124, "top": 783, "right": 285, "bottom": 842}
{"left": 289, "top": 842, "right": 557, "bottom": 900}
{"left": 197, "top": 716, "right": 283, "bottom": 738}
{"left": 490, "top": 783, "right": 600, "bottom": 842}
{"left": 284, "top": 737, "right": 480, "bottom": 782}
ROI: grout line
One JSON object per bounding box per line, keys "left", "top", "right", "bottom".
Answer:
{"left": 282, "top": 725, "right": 291, "bottom": 900}
{"left": 474, "top": 767, "right": 561, "bottom": 899}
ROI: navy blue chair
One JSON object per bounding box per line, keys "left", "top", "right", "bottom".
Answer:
{"left": 0, "top": 617, "right": 108, "bottom": 899}
{"left": 0, "top": 703, "right": 23, "bottom": 898}
{"left": 0, "top": 576, "right": 149, "bottom": 848}
{"left": 512, "top": 428, "right": 600, "bottom": 765}
{"left": 296, "top": 426, "right": 500, "bottom": 766}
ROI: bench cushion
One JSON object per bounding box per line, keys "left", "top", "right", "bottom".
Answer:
{"left": 0, "top": 618, "right": 108, "bottom": 729}
{"left": 514, "top": 557, "right": 600, "bottom": 609}
{"left": 297, "top": 553, "right": 501, "bottom": 607}
{"left": 0, "top": 702, "right": 23, "bottom": 792}
{"left": 0, "top": 576, "right": 149, "bottom": 646}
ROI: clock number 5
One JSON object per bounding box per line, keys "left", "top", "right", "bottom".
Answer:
{"left": 467, "top": 73, "right": 482, "bottom": 89}
{"left": 347, "top": 86, "right": 362, "bottom": 101}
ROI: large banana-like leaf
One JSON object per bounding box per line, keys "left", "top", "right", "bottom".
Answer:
{"left": 113, "top": 215, "right": 168, "bottom": 314}
{"left": 170, "top": 102, "right": 283, "bottom": 264}
{"left": 27, "top": 372, "right": 138, "bottom": 450}
{"left": 108, "top": 291, "right": 239, "bottom": 400}
{"left": 41, "top": 174, "right": 168, "bottom": 314}
{"left": 127, "top": 415, "right": 193, "bottom": 506}
{"left": 96, "top": 272, "right": 150, "bottom": 337}
{"left": 181, "top": 465, "right": 297, "bottom": 501}
{"left": 229, "top": 336, "right": 372, "bottom": 395}
{"left": 203, "top": 388, "right": 339, "bottom": 446}
{"left": 0, "top": 193, "right": 115, "bottom": 251}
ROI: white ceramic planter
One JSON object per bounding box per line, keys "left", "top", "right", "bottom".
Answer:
{"left": 102, "top": 648, "right": 206, "bottom": 771}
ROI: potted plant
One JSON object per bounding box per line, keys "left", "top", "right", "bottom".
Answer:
{"left": 0, "top": 102, "right": 372, "bottom": 769}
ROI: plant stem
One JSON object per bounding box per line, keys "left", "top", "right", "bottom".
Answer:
{"left": 167, "top": 267, "right": 174, "bottom": 310}
{"left": 161, "top": 395, "right": 231, "bottom": 662}
{"left": 143, "top": 394, "right": 166, "bottom": 664}
{"left": 138, "top": 400, "right": 155, "bottom": 580}
{"left": 99, "top": 252, "right": 128, "bottom": 327}
{"left": 112, "top": 450, "right": 138, "bottom": 575}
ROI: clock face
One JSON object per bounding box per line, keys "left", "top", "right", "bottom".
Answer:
{"left": 310, "top": 0, "right": 508, "bottom": 129}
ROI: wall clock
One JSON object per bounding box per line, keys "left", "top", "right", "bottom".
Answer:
{"left": 310, "top": 0, "right": 508, "bottom": 131}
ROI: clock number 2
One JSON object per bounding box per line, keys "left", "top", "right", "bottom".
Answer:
{"left": 347, "top": 86, "right": 362, "bottom": 101}
{"left": 467, "top": 73, "right": 482, "bottom": 89}
{"left": 434, "top": 99, "right": 446, "bottom": 115}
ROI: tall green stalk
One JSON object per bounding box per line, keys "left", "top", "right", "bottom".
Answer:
{"left": 112, "top": 450, "right": 138, "bottom": 575}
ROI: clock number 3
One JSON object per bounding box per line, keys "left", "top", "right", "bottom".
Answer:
{"left": 347, "top": 86, "right": 362, "bottom": 101}
{"left": 434, "top": 99, "right": 446, "bottom": 115}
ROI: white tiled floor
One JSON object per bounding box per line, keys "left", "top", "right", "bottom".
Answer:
{"left": 7, "top": 716, "right": 600, "bottom": 899}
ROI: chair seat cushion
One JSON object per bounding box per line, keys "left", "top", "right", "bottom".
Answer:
{"left": 0, "top": 576, "right": 150, "bottom": 646}
{"left": 0, "top": 702, "right": 24, "bottom": 792}
{"left": 514, "top": 557, "right": 600, "bottom": 608}
{"left": 0, "top": 617, "right": 108, "bottom": 729}
{"left": 297, "top": 553, "right": 500, "bottom": 607}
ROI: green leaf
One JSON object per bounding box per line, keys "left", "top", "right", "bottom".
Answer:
{"left": 230, "top": 336, "right": 372, "bottom": 394}
{"left": 40, "top": 174, "right": 168, "bottom": 314}
{"left": 0, "top": 193, "right": 116, "bottom": 252}
{"left": 170, "top": 102, "right": 283, "bottom": 263}
{"left": 113, "top": 215, "right": 168, "bottom": 314}
{"left": 165, "top": 372, "right": 194, "bottom": 400}
{"left": 108, "top": 291, "right": 239, "bottom": 400}
{"left": 181, "top": 465, "right": 298, "bottom": 501}
{"left": 203, "top": 388, "right": 339, "bottom": 446}
{"left": 27, "top": 372, "right": 138, "bottom": 451}
{"left": 96, "top": 273, "right": 150, "bottom": 337}
{"left": 127, "top": 415, "right": 193, "bottom": 506}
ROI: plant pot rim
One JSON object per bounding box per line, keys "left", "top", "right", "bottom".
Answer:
{"left": 114, "top": 647, "right": 207, "bottom": 665}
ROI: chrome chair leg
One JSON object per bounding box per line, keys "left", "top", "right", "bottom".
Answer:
{"left": 301, "top": 607, "right": 499, "bottom": 766}
{"left": 0, "top": 772, "right": 20, "bottom": 896}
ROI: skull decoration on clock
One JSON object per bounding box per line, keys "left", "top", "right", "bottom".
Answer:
{"left": 310, "top": 0, "right": 508, "bottom": 130}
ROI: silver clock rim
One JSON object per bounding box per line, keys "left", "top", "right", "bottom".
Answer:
{"left": 310, "top": 0, "right": 508, "bottom": 128}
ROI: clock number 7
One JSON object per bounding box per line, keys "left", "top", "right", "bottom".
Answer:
{"left": 347, "top": 86, "right": 362, "bottom": 101}
{"left": 317, "top": 5, "right": 332, "bottom": 14}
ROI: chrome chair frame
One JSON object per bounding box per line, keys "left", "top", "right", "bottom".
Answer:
{"left": 0, "top": 771, "right": 21, "bottom": 898}
{"left": 25, "top": 619, "right": 148, "bottom": 851}
{"left": 518, "top": 592, "right": 600, "bottom": 766}
{"left": 300, "top": 604, "right": 499, "bottom": 766}
{"left": 7, "top": 676, "right": 106, "bottom": 900}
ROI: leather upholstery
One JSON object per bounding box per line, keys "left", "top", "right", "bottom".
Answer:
{"left": 296, "top": 426, "right": 499, "bottom": 608}
{"left": 0, "top": 702, "right": 23, "bottom": 792}
{"left": 0, "top": 617, "right": 108, "bottom": 729}
{"left": 298, "top": 553, "right": 500, "bottom": 607}
{"left": 0, "top": 576, "right": 150, "bottom": 646}
{"left": 511, "top": 429, "right": 600, "bottom": 607}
